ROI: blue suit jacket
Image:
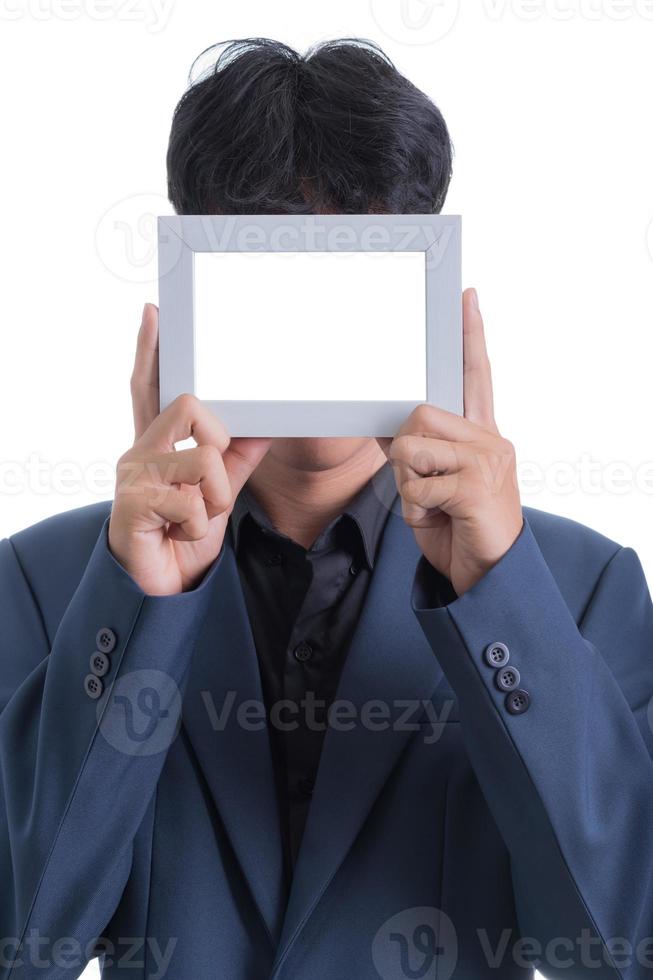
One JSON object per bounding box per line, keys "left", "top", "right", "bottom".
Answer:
{"left": 1, "top": 502, "right": 653, "bottom": 979}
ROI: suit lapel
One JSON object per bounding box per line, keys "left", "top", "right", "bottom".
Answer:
{"left": 181, "top": 541, "right": 286, "bottom": 946}
{"left": 273, "top": 510, "right": 448, "bottom": 971}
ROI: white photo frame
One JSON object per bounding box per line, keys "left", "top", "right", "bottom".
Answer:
{"left": 158, "top": 214, "right": 462, "bottom": 437}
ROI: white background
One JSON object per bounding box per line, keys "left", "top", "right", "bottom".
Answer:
{"left": 0, "top": 2, "right": 652, "bottom": 978}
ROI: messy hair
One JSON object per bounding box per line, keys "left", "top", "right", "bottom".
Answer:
{"left": 166, "top": 37, "right": 453, "bottom": 215}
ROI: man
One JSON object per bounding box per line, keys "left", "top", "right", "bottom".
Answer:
{"left": 1, "top": 38, "right": 652, "bottom": 980}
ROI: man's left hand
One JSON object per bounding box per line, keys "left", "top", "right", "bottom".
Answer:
{"left": 386, "top": 288, "right": 523, "bottom": 597}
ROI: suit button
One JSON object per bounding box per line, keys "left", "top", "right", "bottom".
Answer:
{"left": 505, "top": 689, "right": 530, "bottom": 715}
{"left": 84, "top": 674, "right": 104, "bottom": 700}
{"left": 96, "top": 627, "right": 117, "bottom": 653}
{"left": 90, "top": 651, "right": 111, "bottom": 677}
{"left": 294, "top": 641, "right": 313, "bottom": 663}
{"left": 484, "top": 642, "right": 510, "bottom": 668}
{"left": 496, "top": 666, "right": 521, "bottom": 692}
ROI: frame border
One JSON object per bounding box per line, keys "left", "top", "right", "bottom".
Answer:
{"left": 158, "top": 214, "right": 462, "bottom": 437}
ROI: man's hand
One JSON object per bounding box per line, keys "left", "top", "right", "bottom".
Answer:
{"left": 108, "top": 304, "right": 271, "bottom": 596}
{"left": 386, "top": 289, "right": 523, "bottom": 597}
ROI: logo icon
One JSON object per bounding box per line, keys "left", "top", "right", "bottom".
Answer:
{"left": 372, "top": 906, "right": 458, "bottom": 980}
{"left": 98, "top": 669, "right": 182, "bottom": 756}
{"left": 370, "top": 0, "right": 460, "bottom": 46}
{"left": 95, "top": 192, "right": 181, "bottom": 283}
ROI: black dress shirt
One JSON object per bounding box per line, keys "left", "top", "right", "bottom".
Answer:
{"left": 230, "top": 463, "right": 398, "bottom": 877}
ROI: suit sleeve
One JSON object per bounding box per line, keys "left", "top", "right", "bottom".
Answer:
{"left": 0, "top": 519, "right": 221, "bottom": 979}
{"left": 412, "top": 519, "right": 653, "bottom": 980}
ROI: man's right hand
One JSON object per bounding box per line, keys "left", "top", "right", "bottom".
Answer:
{"left": 108, "top": 304, "right": 271, "bottom": 596}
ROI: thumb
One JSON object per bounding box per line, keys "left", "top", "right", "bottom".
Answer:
{"left": 223, "top": 438, "right": 272, "bottom": 499}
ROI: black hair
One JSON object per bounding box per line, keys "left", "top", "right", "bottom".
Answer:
{"left": 166, "top": 37, "right": 453, "bottom": 215}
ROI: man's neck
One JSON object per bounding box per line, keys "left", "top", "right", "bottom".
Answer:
{"left": 245, "top": 441, "right": 388, "bottom": 549}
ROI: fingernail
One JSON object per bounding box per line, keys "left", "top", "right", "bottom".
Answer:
{"left": 469, "top": 288, "right": 480, "bottom": 311}
{"left": 141, "top": 303, "right": 149, "bottom": 325}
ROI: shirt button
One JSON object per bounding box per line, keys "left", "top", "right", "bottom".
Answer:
{"left": 265, "top": 553, "right": 284, "bottom": 567}
{"left": 349, "top": 562, "right": 359, "bottom": 576}
{"left": 484, "top": 642, "right": 510, "bottom": 668}
{"left": 84, "top": 674, "right": 104, "bottom": 700}
{"left": 505, "top": 689, "right": 531, "bottom": 715}
{"left": 90, "top": 651, "right": 111, "bottom": 678}
{"left": 96, "top": 627, "right": 117, "bottom": 653}
{"left": 298, "top": 776, "right": 315, "bottom": 798}
{"left": 294, "top": 641, "right": 313, "bottom": 663}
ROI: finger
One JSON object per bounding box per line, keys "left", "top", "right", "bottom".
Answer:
{"left": 131, "top": 303, "right": 160, "bottom": 441}
{"left": 400, "top": 495, "right": 451, "bottom": 530}
{"left": 388, "top": 435, "right": 469, "bottom": 476}
{"left": 395, "top": 403, "right": 481, "bottom": 444}
{"left": 137, "top": 394, "right": 230, "bottom": 455}
{"left": 223, "top": 438, "right": 272, "bottom": 498}
{"left": 401, "top": 472, "right": 461, "bottom": 514}
{"left": 462, "top": 288, "right": 497, "bottom": 431}
{"left": 124, "top": 447, "right": 232, "bottom": 518}
{"left": 401, "top": 496, "right": 430, "bottom": 527}
{"left": 119, "top": 485, "right": 209, "bottom": 541}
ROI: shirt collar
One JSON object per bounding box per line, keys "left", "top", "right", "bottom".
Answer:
{"left": 230, "top": 461, "right": 397, "bottom": 570}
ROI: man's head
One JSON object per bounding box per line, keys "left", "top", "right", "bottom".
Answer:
{"left": 165, "top": 38, "right": 453, "bottom": 474}
{"left": 167, "top": 37, "right": 453, "bottom": 216}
